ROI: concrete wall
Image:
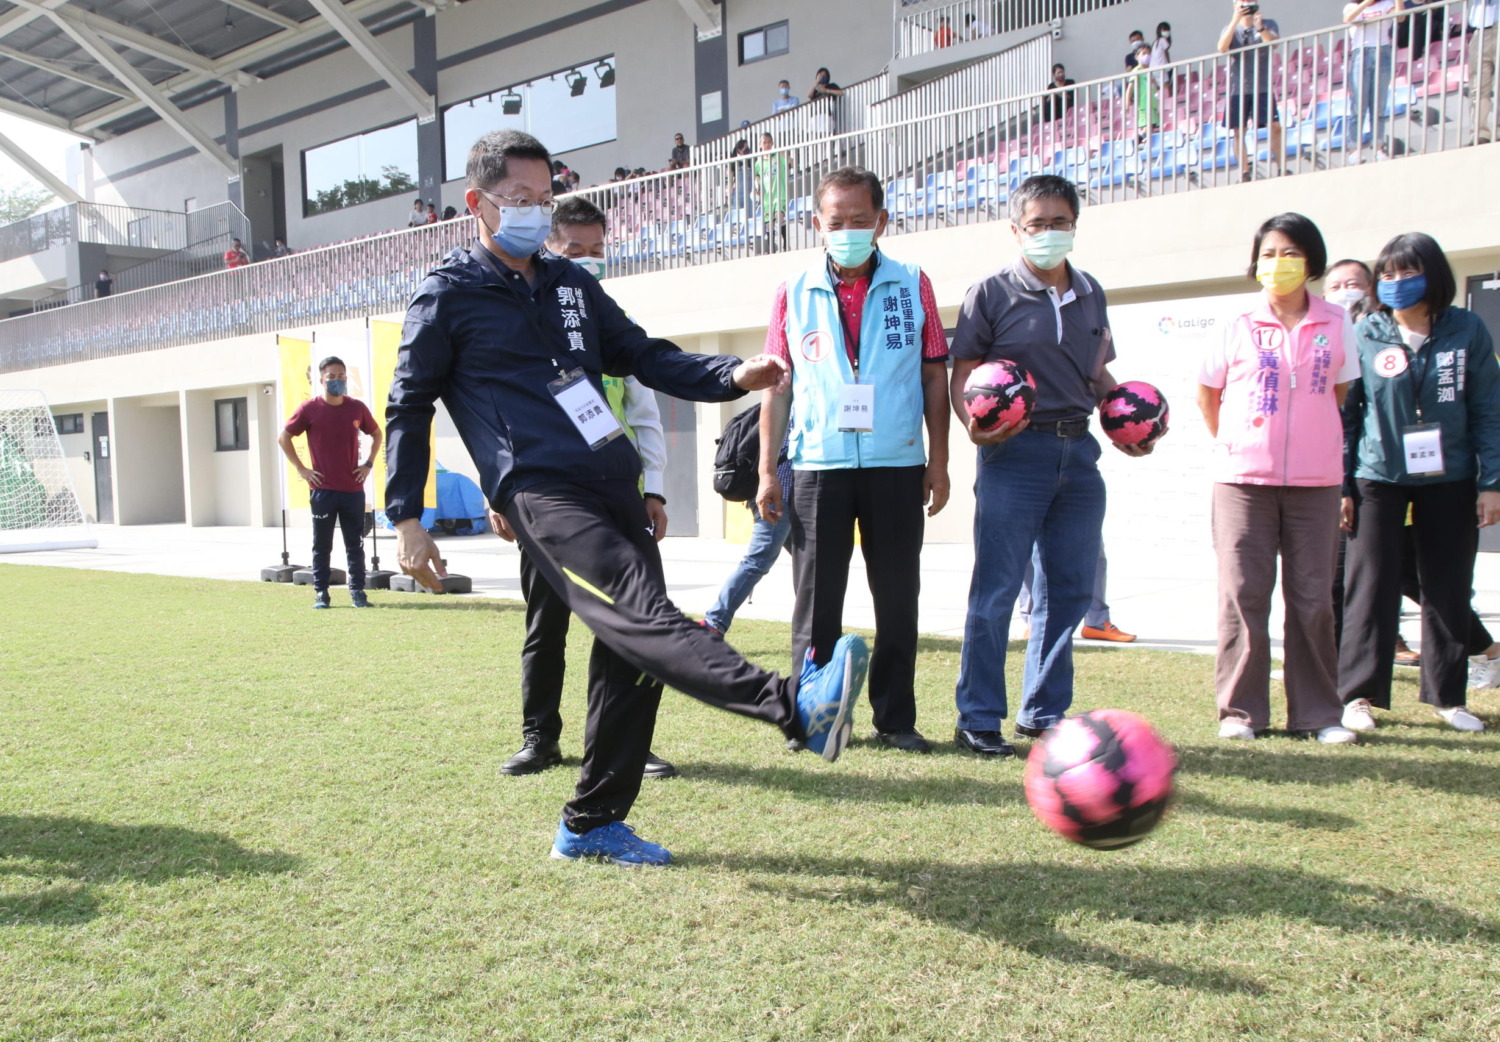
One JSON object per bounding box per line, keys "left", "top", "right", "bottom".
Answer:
{"left": 52, "top": 400, "right": 104, "bottom": 524}
{"left": 84, "top": 110, "right": 229, "bottom": 216}
{"left": 110, "top": 396, "right": 186, "bottom": 525}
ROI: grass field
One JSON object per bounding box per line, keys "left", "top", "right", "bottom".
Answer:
{"left": 2, "top": 565, "right": 1499, "bottom": 1041}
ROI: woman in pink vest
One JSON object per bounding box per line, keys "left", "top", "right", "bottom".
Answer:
{"left": 1197, "top": 213, "right": 1363, "bottom": 743}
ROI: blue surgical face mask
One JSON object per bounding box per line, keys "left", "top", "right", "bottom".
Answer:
{"left": 490, "top": 205, "right": 550, "bottom": 258}
{"left": 780, "top": 86, "right": 790, "bottom": 96}
{"left": 1020, "top": 229, "right": 1074, "bottom": 270}
{"left": 1377, "top": 273, "right": 1428, "bottom": 311}
{"left": 573, "top": 256, "right": 606, "bottom": 279}
{"left": 825, "top": 228, "right": 877, "bottom": 269}
{"left": 324, "top": 378, "right": 347, "bottom": 396}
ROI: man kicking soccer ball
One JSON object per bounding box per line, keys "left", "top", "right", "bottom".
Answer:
{"left": 385, "top": 129, "right": 868, "bottom": 866}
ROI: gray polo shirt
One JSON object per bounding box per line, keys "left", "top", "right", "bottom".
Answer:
{"left": 951, "top": 259, "right": 1115, "bottom": 425}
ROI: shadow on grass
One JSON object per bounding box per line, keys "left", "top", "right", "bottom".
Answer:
{"left": 0, "top": 815, "right": 301, "bottom": 927}
{"left": 675, "top": 761, "right": 1358, "bottom": 830}
{"left": 1175, "top": 742, "right": 1500, "bottom": 801}
{"left": 713, "top": 854, "right": 1500, "bottom": 995}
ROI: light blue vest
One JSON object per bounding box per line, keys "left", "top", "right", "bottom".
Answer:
{"left": 784, "top": 254, "right": 928, "bottom": 469}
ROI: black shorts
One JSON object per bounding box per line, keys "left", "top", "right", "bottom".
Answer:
{"left": 1226, "top": 93, "right": 1280, "bottom": 131}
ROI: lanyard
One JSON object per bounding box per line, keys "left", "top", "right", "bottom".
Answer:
{"left": 1401, "top": 333, "right": 1433, "bottom": 422}
{"left": 828, "top": 254, "right": 877, "bottom": 378}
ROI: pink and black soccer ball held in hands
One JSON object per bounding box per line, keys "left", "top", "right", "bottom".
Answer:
{"left": 1023, "top": 710, "right": 1177, "bottom": 850}
{"left": 1099, "top": 381, "right": 1169, "bottom": 448}
{"left": 963, "top": 359, "right": 1037, "bottom": 431}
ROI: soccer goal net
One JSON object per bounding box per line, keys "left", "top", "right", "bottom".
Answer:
{"left": 0, "top": 389, "right": 98, "bottom": 553}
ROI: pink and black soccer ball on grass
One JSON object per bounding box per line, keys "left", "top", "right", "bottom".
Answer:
{"left": 963, "top": 359, "right": 1037, "bottom": 431}
{"left": 1023, "top": 709, "right": 1177, "bottom": 850}
{"left": 1098, "top": 381, "right": 1169, "bottom": 448}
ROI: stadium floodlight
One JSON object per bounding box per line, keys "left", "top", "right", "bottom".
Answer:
{"left": 0, "top": 389, "right": 98, "bottom": 553}
{"left": 594, "top": 60, "right": 615, "bottom": 88}
{"left": 567, "top": 70, "right": 587, "bottom": 97}
{"left": 500, "top": 90, "right": 522, "bottom": 115}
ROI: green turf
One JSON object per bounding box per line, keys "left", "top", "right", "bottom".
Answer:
{"left": 2, "top": 565, "right": 1498, "bottom": 1041}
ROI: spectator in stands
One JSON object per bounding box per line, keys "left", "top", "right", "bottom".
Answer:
{"left": 1198, "top": 213, "right": 1360, "bottom": 743}
{"left": 808, "top": 67, "right": 844, "bottom": 102}
{"left": 270, "top": 237, "right": 292, "bottom": 258}
{"left": 408, "top": 197, "right": 428, "bottom": 227}
{"left": 1339, "top": 232, "right": 1500, "bottom": 734}
{"left": 670, "top": 133, "right": 690, "bottom": 168}
{"left": 224, "top": 238, "right": 249, "bottom": 269}
{"left": 757, "top": 166, "right": 951, "bottom": 755}
{"left": 1151, "top": 21, "right": 1174, "bottom": 90}
{"left": 773, "top": 79, "right": 799, "bottom": 114}
{"left": 754, "top": 132, "right": 789, "bottom": 252}
{"left": 729, "top": 138, "right": 753, "bottom": 210}
{"left": 441, "top": 205, "right": 458, "bottom": 220}
{"left": 425, "top": 202, "right": 438, "bottom": 224}
{"left": 1471, "top": 0, "right": 1498, "bottom": 144}
{"left": 935, "top": 15, "right": 956, "bottom": 48}
{"left": 966, "top": 13, "right": 993, "bottom": 38}
{"left": 1125, "top": 29, "right": 1146, "bottom": 70}
{"left": 611, "top": 167, "right": 629, "bottom": 182}
{"left": 1219, "top": 0, "right": 1284, "bottom": 182}
{"left": 1043, "top": 63, "right": 1077, "bottom": 121}
{"left": 94, "top": 269, "right": 112, "bottom": 298}
{"left": 949, "top": 175, "right": 1155, "bottom": 758}
{"left": 1124, "top": 43, "right": 1160, "bottom": 141}
{"left": 1344, "top": 1, "right": 1405, "bottom": 165}
{"left": 489, "top": 194, "right": 679, "bottom": 781}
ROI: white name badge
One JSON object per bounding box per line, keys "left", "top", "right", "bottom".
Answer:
{"left": 548, "top": 369, "right": 624, "bottom": 450}
{"left": 838, "top": 383, "right": 875, "bottom": 433}
{"left": 1403, "top": 423, "right": 1445, "bottom": 476}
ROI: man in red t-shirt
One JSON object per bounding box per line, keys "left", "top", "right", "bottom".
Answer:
{"left": 224, "top": 238, "right": 250, "bottom": 269}
{"left": 278, "top": 356, "right": 383, "bottom": 608}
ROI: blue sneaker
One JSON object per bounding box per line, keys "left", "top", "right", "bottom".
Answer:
{"left": 795, "top": 634, "right": 869, "bottom": 763}
{"left": 312, "top": 591, "right": 330, "bottom": 610}
{"left": 350, "top": 590, "right": 371, "bottom": 608}
{"left": 550, "top": 819, "right": 672, "bottom": 866}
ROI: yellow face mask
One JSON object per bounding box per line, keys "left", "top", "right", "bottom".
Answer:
{"left": 1256, "top": 255, "right": 1307, "bottom": 296}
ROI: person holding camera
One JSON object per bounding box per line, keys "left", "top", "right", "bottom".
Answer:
{"left": 1218, "top": 1, "right": 1283, "bottom": 181}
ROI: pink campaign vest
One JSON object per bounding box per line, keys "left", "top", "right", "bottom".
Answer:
{"left": 1213, "top": 296, "right": 1348, "bottom": 487}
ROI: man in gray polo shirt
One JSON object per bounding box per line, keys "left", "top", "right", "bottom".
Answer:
{"left": 948, "top": 174, "right": 1158, "bottom": 758}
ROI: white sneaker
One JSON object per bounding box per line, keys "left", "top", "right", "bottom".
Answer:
{"left": 1342, "top": 699, "right": 1377, "bottom": 732}
{"left": 1438, "top": 706, "right": 1486, "bottom": 732}
{"left": 1315, "top": 725, "right": 1358, "bottom": 744}
{"left": 1467, "top": 655, "right": 1500, "bottom": 689}
{"left": 1218, "top": 719, "right": 1256, "bottom": 740}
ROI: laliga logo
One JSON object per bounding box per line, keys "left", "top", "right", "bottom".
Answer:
{"left": 1158, "top": 315, "right": 1216, "bottom": 336}
{"left": 1157, "top": 317, "right": 1175, "bottom": 335}
{"left": 801, "top": 330, "right": 833, "bottom": 363}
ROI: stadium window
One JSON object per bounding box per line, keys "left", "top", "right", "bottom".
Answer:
{"left": 53, "top": 413, "right": 84, "bottom": 435}
{"left": 441, "top": 55, "right": 618, "bottom": 182}
{"left": 739, "top": 21, "right": 789, "bottom": 65}
{"left": 301, "top": 120, "right": 419, "bottom": 218}
{"left": 215, "top": 398, "right": 249, "bottom": 452}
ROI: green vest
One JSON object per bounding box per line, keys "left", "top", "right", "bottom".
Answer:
{"left": 601, "top": 375, "right": 644, "bottom": 494}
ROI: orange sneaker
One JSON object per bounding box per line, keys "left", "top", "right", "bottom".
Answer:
{"left": 1080, "top": 622, "right": 1136, "bottom": 643}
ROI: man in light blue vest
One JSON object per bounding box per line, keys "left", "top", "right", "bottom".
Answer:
{"left": 757, "top": 167, "right": 951, "bottom": 754}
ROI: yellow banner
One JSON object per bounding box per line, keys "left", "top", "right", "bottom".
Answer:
{"left": 276, "top": 335, "right": 313, "bottom": 509}
{"left": 370, "top": 319, "right": 436, "bottom": 511}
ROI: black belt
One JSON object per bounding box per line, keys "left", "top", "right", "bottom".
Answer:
{"left": 1029, "top": 417, "right": 1090, "bottom": 438}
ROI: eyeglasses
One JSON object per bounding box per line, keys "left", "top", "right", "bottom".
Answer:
{"left": 1019, "top": 219, "right": 1076, "bottom": 234}
{"left": 477, "top": 188, "right": 555, "bottom": 216}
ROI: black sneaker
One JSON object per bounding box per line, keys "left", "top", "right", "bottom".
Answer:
{"left": 876, "top": 730, "right": 932, "bottom": 753}
{"left": 312, "top": 590, "right": 331, "bottom": 610}
{"left": 642, "top": 753, "right": 678, "bottom": 779}
{"left": 501, "top": 734, "right": 562, "bottom": 776}
{"left": 350, "top": 590, "right": 371, "bottom": 608}
{"left": 1013, "top": 723, "right": 1048, "bottom": 739}
{"left": 954, "top": 728, "right": 1016, "bottom": 758}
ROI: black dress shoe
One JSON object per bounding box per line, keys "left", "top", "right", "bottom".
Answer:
{"left": 954, "top": 728, "right": 1016, "bottom": 758}
{"left": 876, "top": 730, "right": 932, "bottom": 753}
{"left": 1013, "top": 723, "right": 1048, "bottom": 739}
{"left": 501, "top": 734, "right": 562, "bottom": 775}
{"left": 642, "top": 752, "right": 678, "bottom": 779}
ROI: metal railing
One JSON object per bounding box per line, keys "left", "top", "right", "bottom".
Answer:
{"left": 893, "top": 0, "right": 1126, "bottom": 60}
{"left": 690, "top": 73, "right": 886, "bottom": 168}
{"left": 0, "top": 207, "right": 74, "bottom": 264}
{"left": 0, "top": 1, "right": 1492, "bottom": 372}
{"left": 870, "top": 34, "right": 1053, "bottom": 126}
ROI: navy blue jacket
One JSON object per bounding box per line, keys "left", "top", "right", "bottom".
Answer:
{"left": 385, "top": 244, "right": 745, "bottom": 520}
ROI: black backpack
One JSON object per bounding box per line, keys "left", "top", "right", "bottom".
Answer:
{"left": 712, "top": 404, "right": 766, "bottom": 502}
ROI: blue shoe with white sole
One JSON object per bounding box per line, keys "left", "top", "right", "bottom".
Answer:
{"left": 550, "top": 819, "right": 672, "bottom": 866}
{"left": 795, "top": 634, "right": 869, "bottom": 763}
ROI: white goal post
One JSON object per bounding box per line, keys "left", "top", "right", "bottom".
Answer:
{"left": 0, "top": 389, "right": 98, "bottom": 553}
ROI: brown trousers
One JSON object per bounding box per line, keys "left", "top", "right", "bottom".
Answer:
{"left": 1212, "top": 483, "right": 1344, "bottom": 731}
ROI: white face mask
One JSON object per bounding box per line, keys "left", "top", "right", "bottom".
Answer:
{"left": 573, "top": 256, "right": 606, "bottom": 279}
{"left": 1333, "top": 287, "right": 1368, "bottom": 309}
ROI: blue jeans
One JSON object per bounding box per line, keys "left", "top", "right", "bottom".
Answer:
{"left": 1349, "top": 45, "right": 1392, "bottom": 150}
{"left": 310, "top": 488, "right": 366, "bottom": 592}
{"left": 704, "top": 511, "right": 792, "bottom": 633}
{"left": 1018, "top": 543, "right": 1110, "bottom": 628}
{"left": 955, "top": 429, "right": 1106, "bottom": 731}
